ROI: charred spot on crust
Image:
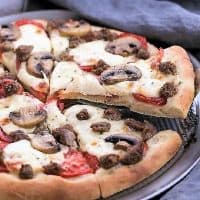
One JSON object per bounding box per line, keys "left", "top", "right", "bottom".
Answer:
{"left": 159, "top": 82, "right": 178, "bottom": 98}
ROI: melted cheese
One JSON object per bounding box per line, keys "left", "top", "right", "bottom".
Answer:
{"left": 69, "top": 40, "right": 133, "bottom": 66}
{"left": 50, "top": 30, "right": 69, "bottom": 56}
{"left": 64, "top": 104, "right": 141, "bottom": 158}
{"left": 3, "top": 140, "right": 66, "bottom": 173}
{"left": 14, "top": 24, "right": 51, "bottom": 53}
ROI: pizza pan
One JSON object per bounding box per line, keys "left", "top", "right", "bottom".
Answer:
{"left": 0, "top": 10, "right": 200, "bottom": 200}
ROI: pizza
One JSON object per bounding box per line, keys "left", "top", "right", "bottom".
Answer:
{"left": 0, "top": 18, "right": 193, "bottom": 200}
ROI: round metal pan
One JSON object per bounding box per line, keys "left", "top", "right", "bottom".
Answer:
{"left": 0, "top": 10, "right": 199, "bottom": 200}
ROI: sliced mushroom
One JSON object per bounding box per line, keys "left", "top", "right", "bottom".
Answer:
{"left": 0, "top": 25, "right": 20, "bottom": 42}
{"left": 99, "top": 154, "right": 119, "bottom": 169}
{"left": 9, "top": 106, "right": 47, "bottom": 128}
{"left": 105, "top": 36, "right": 140, "bottom": 56}
{"left": 19, "top": 164, "right": 34, "bottom": 179}
{"left": 27, "top": 52, "right": 54, "bottom": 78}
{"left": 9, "top": 130, "right": 30, "bottom": 142}
{"left": 104, "top": 134, "right": 140, "bottom": 145}
{"left": 120, "top": 142, "right": 144, "bottom": 165}
{"left": 52, "top": 124, "right": 77, "bottom": 147}
{"left": 31, "top": 128, "right": 60, "bottom": 154}
{"left": 16, "top": 45, "right": 33, "bottom": 62}
{"left": 58, "top": 19, "right": 91, "bottom": 37}
{"left": 100, "top": 64, "right": 142, "bottom": 85}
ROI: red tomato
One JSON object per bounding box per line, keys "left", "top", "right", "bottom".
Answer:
{"left": 60, "top": 150, "right": 93, "bottom": 178}
{"left": 80, "top": 65, "right": 93, "bottom": 72}
{"left": 119, "top": 32, "right": 148, "bottom": 49}
{"left": 133, "top": 93, "right": 167, "bottom": 106}
{"left": 15, "top": 19, "right": 44, "bottom": 29}
{"left": 0, "top": 79, "right": 23, "bottom": 98}
{"left": 83, "top": 152, "right": 100, "bottom": 172}
{"left": 29, "top": 87, "right": 47, "bottom": 102}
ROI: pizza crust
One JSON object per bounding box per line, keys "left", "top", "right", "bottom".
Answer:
{"left": 95, "top": 130, "right": 182, "bottom": 198}
{"left": 58, "top": 46, "right": 194, "bottom": 118}
{"left": 0, "top": 173, "right": 100, "bottom": 200}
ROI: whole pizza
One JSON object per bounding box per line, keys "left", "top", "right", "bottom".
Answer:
{"left": 0, "top": 18, "right": 194, "bottom": 200}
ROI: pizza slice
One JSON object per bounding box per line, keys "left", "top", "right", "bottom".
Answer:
{"left": 50, "top": 45, "right": 194, "bottom": 118}
{"left": 0, "top": 19, "right": 53, "bottom": 101}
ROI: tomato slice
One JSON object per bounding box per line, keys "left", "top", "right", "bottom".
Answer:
{"left": 60, "top": 150, "right": 94, "bottom": 178}
{"left": 0, "top": 79, "right": 23, "bottom": 98}
{"left": 29, "top": 87, "right": 47, "bottom": 102}
{"left": 133, "top": 93, "right": 167, "bottom": 106}
{"left": 80, "top": 65, "right": 93, "bottom": 72}
{"left": 119, "top": 32, "right": 148, "bottom": 49}
{"left": 83, "top": 152, "right": 100, "bottom": 172}
{"left": 15, "top": 19, "right": 44, "bottom": 29}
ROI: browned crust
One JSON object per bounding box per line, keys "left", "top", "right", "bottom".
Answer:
{"left": 0, "top": 173, "right": 100, "bottom": 200}
{"left": 59, "top": 46, "right": 194, "bottom": 118}
{"left": 95, "top": 130, "right": 182, "bottom": 198}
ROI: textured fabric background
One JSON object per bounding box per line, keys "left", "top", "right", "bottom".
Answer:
{"left": 0, "top": 0, "right": 200, "bottom": 199}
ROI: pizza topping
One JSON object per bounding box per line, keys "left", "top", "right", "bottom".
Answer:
{"left": 52, "top": 124, "right": 77, "bottom": 147}
{"left": 0, "top": 41, "right": 14, "bottom": 52}
{"left": 99, "top": 154, "right": 119, "bottom": 169}
{"left": 0, "top": 79, "right": 23, "bottom": 98}
{"left": 133, "top": 93, "right": 167, "bottom": 106}
{"left": 59, "top": 51, "right": 74, "bottom": 61}
{"left": 43, "top": 162, "right": 61, "bottom": 175}
{"left": 105, "top": 36, "right": 139, "bottom": 56}
{"left": 9, "top": 106, "right": 47, "bottom": 128}
{"left": 31, "top": 128, "right": 60, "bottom": 154}
{"left": 14, "top": 19, "right": 44, "bottom": 29}
{"left": 76, "top": 109, "right": 90, "bottom": 120}
{"left": 124, "top": 118, "right": 143, "bottom": 131}
{"left": 69, "top": 36, "right": 84, "bottom": 48}
{"left": 0, "top": 25, "right": 20, "bottom": 42}
{"left": 90, "top": 122, "right": 111, "bottom": 133}
{"left": 27, "top": 52, "right": 54, "bottom": 78}
{"left": 114, "top": 141, "right": 131, "bottom": 151}
{"left": 136, "top": 48, "right": 150, "bottom": 59}
{"left": 159, "top": 82, "right": 178, "bottom": 98}
{"left": 142, "top": 120, "right": 157, "bottom": 141}
{"left": 91, "top": 28, "right": 118, "bottom": 41}
{"left": 16, "top": 45, "right": 33, "bottom": 62}
{"left": 60, "top": 150, "right": 93, "bottom": 178}
{"left": 58, "top": 19, "right": 91, "bottom": 37}
{"left": 10, "top": 130, "right": 30, "bottom": 142}
{"left": 100, "top": 64, "right": 142, "bottom": 85}
{"left": 120, "top": 142, "right": 143, "bottom": 165}
{"left": 19, "top": 164, "right": 34, "bottom": 179}
{"left": 159, "top": 61, "right": 177, "bottom": 75}
{"left": 103, "top": 107, "right": 121, "bottom": 121}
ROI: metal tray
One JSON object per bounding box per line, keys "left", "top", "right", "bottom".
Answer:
{"left": 0, "top": 10, "right": 200, "bottom": 200}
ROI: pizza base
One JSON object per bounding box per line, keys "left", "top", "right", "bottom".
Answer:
{"left": 0, "top": 130, "right": 181, "bottom": 200}
{"left": 58, "top": 46, "right": 194, "bottom": 118}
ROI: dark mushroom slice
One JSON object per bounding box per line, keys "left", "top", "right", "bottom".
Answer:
{"left": 76, "top": 109, "right": 90, "bottom": 120}
{"left": 16, "top": 45, "right": 33, "bottom": 62}
{"left": 105, "top": 36, "right": 140, "bottom": 56}
{"left": 159, "top": 61, "right": 177, "bottom": 75}
{"left": 103, "top": 107, "right": 121, "bottom": 121}
{"left": 99, "top": 154, "right": 120, "bottom": 169}
{"left": 9, "top": 106, "right": 47, "bottom": 128}
{"left": 52, "top": 124, "right": 77, "bottom": 147}
{"left": 0, "top": 25, "right": 21, "bottom": 42}
{"left": 90, "top": 122, "right": 111, "bottom": 133}
{"left": 27, "top": 52, "right": 54, "bottom": 78}
{"left": 31, "top": 128, "right": 60, "bottom": 154}
{"left": 100, "top": 64, "right": 142, "bottom": 85}
{"left": 159, "top": 82, "right": 178, "bottom": 98}
{"left": 58, "top": 19, "right": 91, "bottom": 37}
{"left": 9, "top": 130, "right": 30, "bottom": 142}
{"left": 43, "top": 162, "right": 62, "bottom": 175}
{"left": 104, "top": 134, "right": 140, "bottom": 145}
{"left": 19, "top": 164, "right": 34, "bottom": 179}
{"left": 120, "top": 142, "right": 144, "bottom": 165}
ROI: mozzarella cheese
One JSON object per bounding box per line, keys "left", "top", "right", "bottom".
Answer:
{"left": 0, "top": 94, "right": 43, "bottom": 134}
{"left": 64, "top": 104, "right": 141, "bottom": 158}
{"left": 13, "top": 24, "right": 51, "bottom": 53}
{"left": 3, "top": 140, "right": 66, "bottom": 173}
{"left": 69, "top": 40, "right": 133, "bottom": 66}
{"left": 50, "top": 30, "right": 69, "bottom": 56}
